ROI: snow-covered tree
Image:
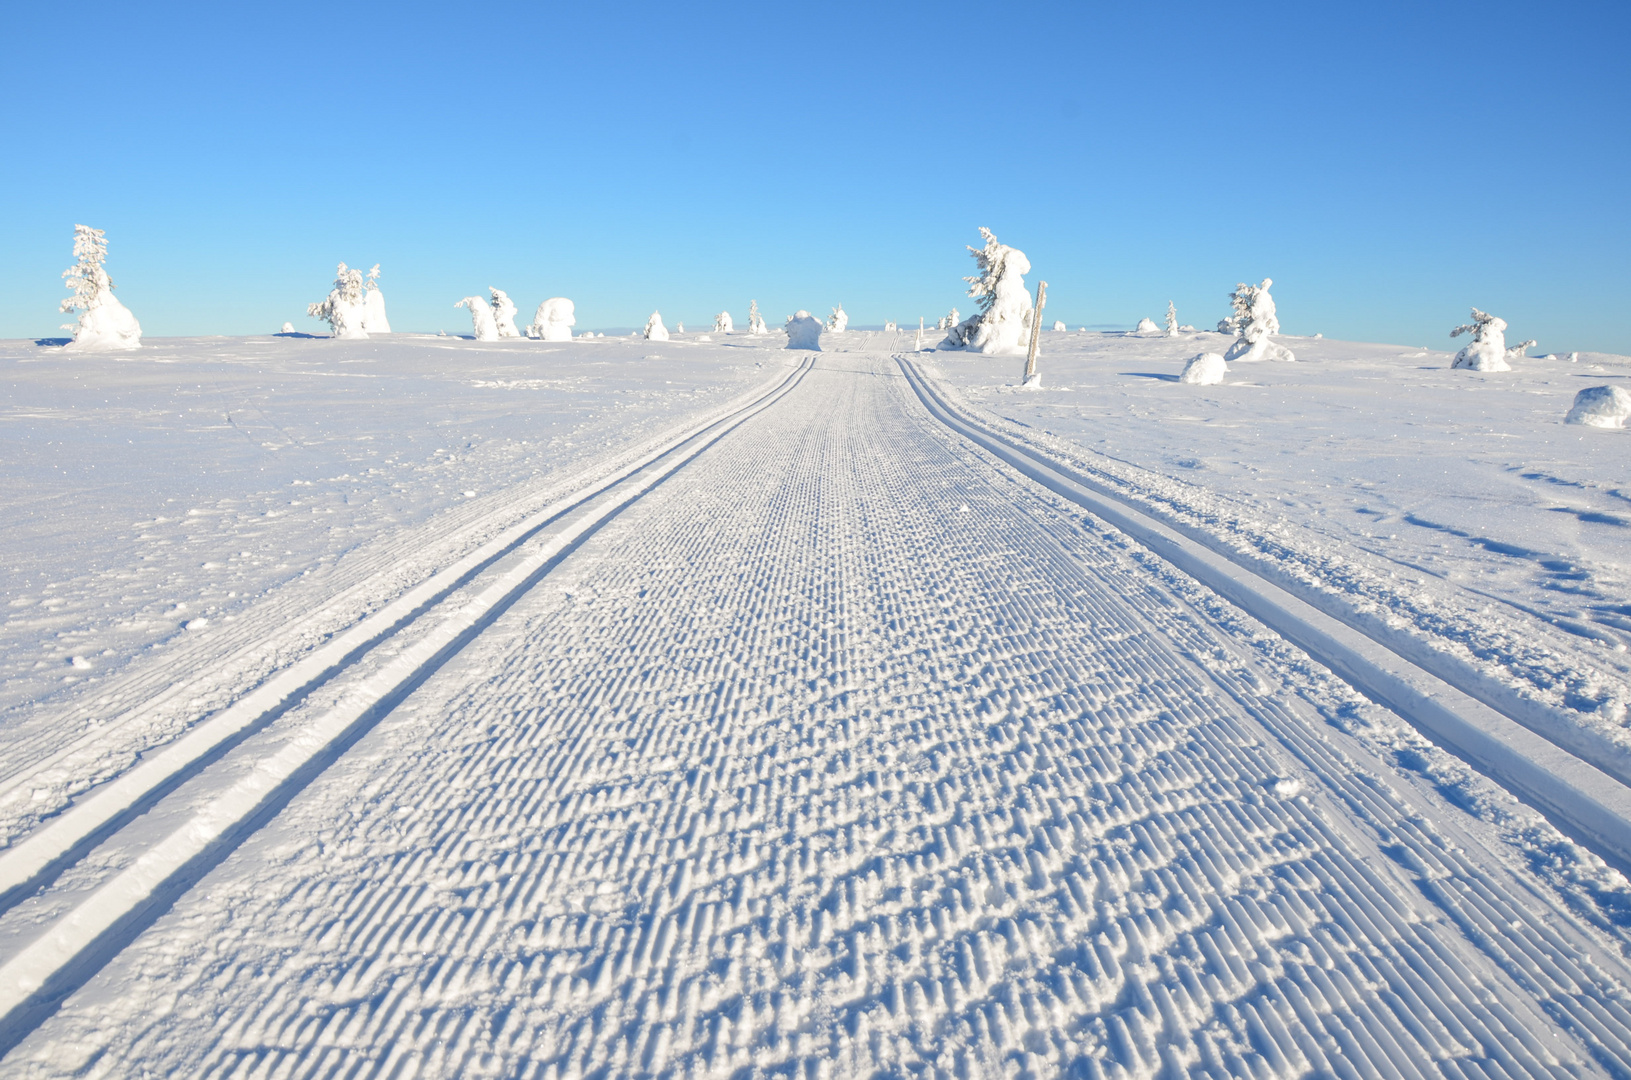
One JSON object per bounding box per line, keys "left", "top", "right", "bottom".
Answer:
{"left": 490, "top": 288, "right": 521, "bottom": 338}
{"left": 1450, "top": 308, "right": 1510, "bottom": 371}
{"left": 942, "top": 228, "right": 1033, "bottom": 355}
{"left": 1133, "top": 317, "right": 1160, "bottom": 334}
{"left": 827, "top": 304, "right": 849, "bottom": 333}
{"left": 1505, "top": 338, "right": 1537, "bottom": 362}
{"left": 59, "top": 224, "right": 143, "bottom": 351}
{"left": 1165, "top": 300, "right": 1178, "bottom": 336}
{"left": 456, "top": 295, "right": 500, "bottom": 341}
{"left": 747, "top": 300, "right": 768, "bottom": 335}
{"left": 644, "top": 311, "right": 669, "bottom": 341}
{"left": 936, "top": 306, "right": 961, "bottom": 331}
{"left": 714, "top": 310, "right": 734, "bottom": 333}
{"left": 308, "top": 263, "right": 369, "bottom": 340}
{"left": 527, "top": 297, "right": 575, "bottom": 341}
{"left": 786, "top": 310, "right": 822, "bottom": 350}
{"left": 1051, "top": 320, "right": 1066, "bottom": 332}
{"left": 359, "top": 264, "right": 391, "bottom": 333}
{"left": 1218, "top": 278, "right": 1294, "bottom": 362}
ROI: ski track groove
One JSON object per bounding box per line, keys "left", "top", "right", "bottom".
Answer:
{"left": 6, "top": 348, "right": 1631, "bottom": 1078}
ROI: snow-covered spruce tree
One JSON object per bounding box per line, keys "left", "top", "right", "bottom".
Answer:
{"left": 644, "top": 311, "right": 669, "bottom": 341}
{"left": 786, "top": 310, "right": 822, "bottom": 350}
{"left": 360, "top": 264, "right": 391, "bottom": 333}
{"left": 490, "top": 288, "right": 521, "bottom": 338}
{"left": 527, "top": 298, "right": 575, "bottom": 341}
{"left": 1505, "top": 338, "right": 1537, "bottom": 362}
{"left": 1450, "top": 308, "right": 1510, "bottom": 371}
{"left": 308, "top": 263, "right": 369, "bottom": 340}
{"left": 942, "top": 228, "right": 1033, "bottom": 355}
{"left": 827, "top": 304, "right": 848, "bottom": 333}
{"left": 1217, "top": 278, "right": 1294, "bottom": 362}
{"left": 60, "top": 224, "right": 142, "bottom": 350}
{"left": 456, "top": 295, "right": 500, "bottom": 341}
{"left": 1165, "top": 300, "right": 1178, "bottom": 336}
{"left": 748, "top": 301, "right": 768, "bottom": 335}
{"left": 714, "top": 310, "right": 734, "bottom": 333}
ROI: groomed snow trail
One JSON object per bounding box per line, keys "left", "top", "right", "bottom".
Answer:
{"left": 9, "top": 348, "right": 1631, "bottom": 1078}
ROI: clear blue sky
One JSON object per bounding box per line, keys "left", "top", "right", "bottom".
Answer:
{"left": 2, "top": 0, "right": 1627, "bottom": 350}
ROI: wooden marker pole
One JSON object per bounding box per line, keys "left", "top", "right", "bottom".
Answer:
{"left": 1024, "top": 281, "right": 1048, "bottom": 385}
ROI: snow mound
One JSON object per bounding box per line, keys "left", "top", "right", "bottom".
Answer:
{"left": 490, "top": 289, "right": 520, "bottom": 338}
{"left": 1052, "top": 320, "right": 1066, "bottom": 332}
{"left": 60, "top": 224, "right": 142, "bottom": 351}
{"left": 785, "top": 310, "right": 823, "bottom": 350}
{"left": 1450, "top": 308, "right": 1510, "bottom": 371}
{"left": 527, "top": 298, "right": 575, "bottom": 341}
{"left": 1133, "top": 317, "right": 1160, "bottom": 334}
{"left": 1565, "top": 385, "right": 1631, "bottom": 429}
{"left": 1179, "top": 352, "right": 1228, "bottom": 385}
{"left": 279, "top": 322, "right": 295, "bottom": 334}
{"left": 456, "top": 296, "right": 499, "bottom": 341}
{"left": 643, "top": 311, "right": 669, "bottom": 341}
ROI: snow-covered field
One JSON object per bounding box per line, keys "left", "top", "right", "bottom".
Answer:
{"left": 5, "top": 329, "right": 1631, "bottom": 1078}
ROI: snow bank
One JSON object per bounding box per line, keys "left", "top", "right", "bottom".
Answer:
{"left": 1565, "top": 385, "right": 1631, "bottom": 429}
{"left": 490, "top": 289, "right": 520, "bottom": 338}
{"left": 714, "top": 310, "right": 733, "bottom": 333}
{"left": 942, "top": 228, "right": 1033, "bottom": 355}
{"left": 1179, "top": 352, "right": 1228, "bottom": 385}
{"left": 1219, "top": 278, "right": 1294, "bottom": 362}
{"left": 308, "top": 263, "right": 368, "bottom": 340}
{"left": 59, "top": 224, "right": 143, "bottom": 352}
{"left": 785, "top": 310, "right": 822, "bottom": 350}
{"left": 360, "top": 265, "right": 390, "bottom": 333}
{"left": 456, "top": 296, "right": 500, "bottom": 341}
{"left": 827, "top": 304, "right": 848, "bottom": 333}
{"left": 526, "top": 298, "right": 575, "bottom": 341}
{"left": 1451, "top": 308, "right": 1510, "bottom": 371}
{"left": 644, "top": 311, "right": 669, "bottom": 341}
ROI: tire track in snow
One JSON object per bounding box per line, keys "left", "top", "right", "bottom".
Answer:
{"left": 12, "top": 351, "right": 1631, "bottom": 1077}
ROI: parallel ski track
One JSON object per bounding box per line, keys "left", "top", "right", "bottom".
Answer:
{"left": 899, "top": 355, "right": 1631, "bottom": 876}
{"left": 12, "top": 350, "right": 1631, "bottom": 1079}
{"left": 0, "top": 355, "right": 815, "bottom": 1047}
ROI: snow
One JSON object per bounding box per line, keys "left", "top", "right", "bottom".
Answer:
{"left": 527, "top": 297, "right": 576, "bottom": 341}
{"left": 7, "top": 329, "right": 1631, "bottom": 1078}
{"left": 308, "top": 264, "right": 369, "bottom": 340}
{"left": 1453, "top": 308, "right": 1513, "bottom": 372}
{"left": 1220, "top": 278, "right": 1294, "bottom": 362}
{"left": 784, "top": 310, "right": 822, "bottom": 349}
{"left": 827, "top": 304, "right": 848, "bottom": 333}
{"left": 278, "top": 321, "right": 295, "bottom": 334}
{"left": 1178, "top": 350, "right": 1228, "bottom": 384}
{"left": 644, "top": 311, "right": 669, "bottom": 341}
{"left": 360, "top": 265, "right": 390, "bottom": 333}
{"left": 1052, "top": 320, "right": 1065, "bottom": 331}
{"left": 942, "top": 229, "right": 1033, "bottom": 355}
{"left": 490, "top": 288, "right": 521, "bottom": 338}
{"left": 456, "top": 295, "right": 500, "bottom": 341}
{"left": 1133, "top": 316, "right": 1159, "bottom": 334}
{"left": 713, "top": 310, "right": 733, "bottom": 334}
{"left": 747, "top": 300, "right": 768, "bottom": 335}
{"left": 1566, "top": 384, "right": 1631, "bottom": 428}
{"left": 59, "top": 225, "right": 142, "bottom": 352}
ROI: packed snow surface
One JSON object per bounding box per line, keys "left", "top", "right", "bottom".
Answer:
{"left": 5, "top": 330, "right": 1631, "bottom": 1078}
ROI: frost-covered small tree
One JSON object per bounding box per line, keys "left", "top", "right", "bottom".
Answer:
{"left": 676, "top": 321, "right": 685, "bottom": 333}
{"left": 1052, "top": 320, "right": 1066, "bottom": 332}
{"left": 1218, "top": 278, "right": 1294, "bottom": 362}
{"left": 644, "top": 311, "right": 669, "bottom": 341}
{"left": 308, "top": 263, "right": 369, "bottom": 340}
{"left": 884, "top": 320, "right": 898, "bottom": 332}
{"left": 827, "top": 304, "right": 849, "bottom": 333}
{"left": 359, "top": 264, "right": 391, "bottom": 333}
{"left": 60, "top": 224, "right": 143, "bottom": 350}
{"left": 1506, "top": 338, "right": 1537, "bottom": 362}
{"left": 456, "top": 295, "right": 500, "bottom": 341}
{"left": 490, "top": 288, "right": 521, "bottom": 338}
{"left": 786, "top": 310, "right": 822, "bottom": 350}
{"left": 942, "top": 228, "right": 1033, "bottom": 355}
{"left": 748, "top": 300, "right": 768, "bottom": 335}
{"left": 1165, "top": 300, "right": 1178, "bottom": 336}
{"left": 714, "top": 310, "right": 734, "bottom": 333}
{"left": 527, "top": 298, "right": 575, "bottom": 340}
{"left": 1449, "top": 308, "right": 1510, "bottom": 371}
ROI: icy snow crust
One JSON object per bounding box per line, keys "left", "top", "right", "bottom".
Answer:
{"left": 8, "top": 331, "right": 1631, "bottom": 1077}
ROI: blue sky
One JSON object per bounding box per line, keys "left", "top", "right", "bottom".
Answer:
{"left": 2, "top": 0, "right": 1627, "bottom": 350}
